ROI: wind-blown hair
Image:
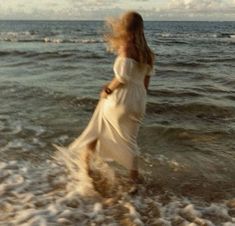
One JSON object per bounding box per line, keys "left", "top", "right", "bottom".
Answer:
{"left": 104, "top": 11, "right": 155, "bottom": 68}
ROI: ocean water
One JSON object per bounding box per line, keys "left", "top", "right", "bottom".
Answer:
{"left": 0, "top": 20, "right": 235, "bottom": 225}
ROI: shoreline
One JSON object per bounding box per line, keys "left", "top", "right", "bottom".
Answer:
{"left": 0, "top": 158, "right": 235, "bottom": 225}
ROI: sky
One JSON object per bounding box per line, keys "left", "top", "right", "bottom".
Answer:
{"left": 0, "top": 0, "right": 235, "bottom": 21}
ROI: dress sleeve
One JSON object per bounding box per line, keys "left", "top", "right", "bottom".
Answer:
{"left": 113, "top": 57, "right": 133, "bottom": 83}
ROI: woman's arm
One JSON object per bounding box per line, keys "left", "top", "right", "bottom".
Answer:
{"left": 100, "top": 77, "right": 123, "bottom": 98}
{"left": 144, "top": 75, "right": 150, "bottom": 91}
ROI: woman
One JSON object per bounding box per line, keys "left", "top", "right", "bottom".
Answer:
{"left": 56, "top": 11, "right": 154, "bottom": 183}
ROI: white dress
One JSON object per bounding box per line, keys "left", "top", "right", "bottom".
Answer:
{"left": 60, "top": 56, "right": 153, "bottom": 170}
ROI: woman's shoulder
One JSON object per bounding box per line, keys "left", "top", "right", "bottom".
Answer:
{"left": 118, "top": 45, "right": 154, "bottom": 66}
{"left": 115, "top": 55, "right": 152, "bottom": 70}
{"left": 114, "top": 55, "right": 135, "bottom": 67}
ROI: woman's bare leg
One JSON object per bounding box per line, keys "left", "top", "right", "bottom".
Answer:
{"left": 130, "top": 169, "right": 139, "bottom": 181}
{"left": 87, "top": 139, "right": 97, "bottom": 150}
{"left": 129, "top": 156, "right": 139, "bottom": 182}
{"left": 84, "top": 139, "right": 97, "bottom": 173}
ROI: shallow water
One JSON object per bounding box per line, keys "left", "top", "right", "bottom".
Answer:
{"left": 0, "top": 159, "right": 235, "bottom": 225}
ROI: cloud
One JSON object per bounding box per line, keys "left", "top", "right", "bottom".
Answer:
{"left": 168, "top": 0, "right": 222, "bottom": 10}
{"left": 67, "top": 0, "right": 119, "bottom": 8}
{"left": 161, "top": 0, "right": 235, "bottom": 19}
{"left": 0, "top": 0, "right": 234, "bottom": 20}
{"left": 0, "top": 0, "right": 63, "bottom": 19}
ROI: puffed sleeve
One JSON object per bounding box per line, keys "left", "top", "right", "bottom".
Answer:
{"left": 113, "top": 57, "right": 133, "bottom": 83}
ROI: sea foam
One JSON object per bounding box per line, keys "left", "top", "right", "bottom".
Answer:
{"left": 0, "top": 156, "right": 234, "bottom": 225}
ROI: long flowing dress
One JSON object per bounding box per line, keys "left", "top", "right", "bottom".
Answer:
{"left": 57, "top": 56, "right": 153, "bottom": 170}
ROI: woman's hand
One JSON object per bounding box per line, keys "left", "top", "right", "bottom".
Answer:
{"left": 100, "top": 78, "right": 122, "bottom": 99}
{"left": 100, "top": 89, "right": 108, "bottom": 99}
{"left": 100, "top": 82, "right": 110, "bottom": 99}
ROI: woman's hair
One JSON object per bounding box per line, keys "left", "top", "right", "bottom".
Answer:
{"left": 104, "top": 11, "right": 155, "bottom": 68}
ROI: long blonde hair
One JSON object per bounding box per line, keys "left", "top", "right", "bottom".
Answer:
{"left": 104, "top": 11, "right": 155, "bottom": 68}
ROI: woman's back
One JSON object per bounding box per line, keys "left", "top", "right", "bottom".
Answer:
{"left": 113, "top": 56, "right": 152, "bottom": 85}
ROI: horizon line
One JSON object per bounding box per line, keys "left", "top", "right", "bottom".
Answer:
{"left": 0, "top": 19, "right": 235, "bottom": 22}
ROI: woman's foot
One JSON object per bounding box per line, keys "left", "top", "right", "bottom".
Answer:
{"left": 128, "top": 185, "right": 138, "bottom": 195}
